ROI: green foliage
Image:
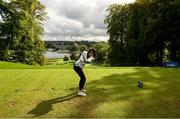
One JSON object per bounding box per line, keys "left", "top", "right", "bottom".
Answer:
{"left": 105, "top": 1, "right": 180, "bottom": 66}
{"left": 93, "top": 42, "right": 109, "bottom": 63}
{"left": 68, "top": 43, "right": 87, "bottom": 52}
{"left": 79, "top": 44, "right": 87, "bottom": 51}
{"left": 105, "top": 4, "right": 129, "bottom": 66}
{"left": 70, "top": 53, "right": 79, "bottom": 61}
{"left": 63, "top": 55, "right": 69, "bottom": 61}
{"left": 68, "top": 45, "right": 78, "bottom": 52}
{"left": 0, "top": 0, "right": 47, "bottom": 65}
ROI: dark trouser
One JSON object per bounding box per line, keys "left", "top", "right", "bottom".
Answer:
{"left": 73, "top": 65, "right": 86, "bottom": 90}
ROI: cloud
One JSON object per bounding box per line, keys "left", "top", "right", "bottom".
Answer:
{"left": 40, "top": 0, "right": 135, "bottom": 42}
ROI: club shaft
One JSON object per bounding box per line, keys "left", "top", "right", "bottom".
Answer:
{"left": 61, "top": 28, "right": 81, "bottom": 53}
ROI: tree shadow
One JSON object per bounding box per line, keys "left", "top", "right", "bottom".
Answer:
{"left": 68, "top": 67, "right": 180, "bottom": 118}
{"left": 27, "top": 92, "right": 77, "bottom": 117}
{"left": 26, "top": 67, "right": 180, "bottom": 118}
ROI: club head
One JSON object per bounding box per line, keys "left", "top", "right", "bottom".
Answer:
{"left": 138, "top": 81, "right": 143, "bottom": 88}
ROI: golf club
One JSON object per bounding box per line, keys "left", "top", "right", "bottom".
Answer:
{"left": 61, "top": 28, "right": 81, "bottom": 53}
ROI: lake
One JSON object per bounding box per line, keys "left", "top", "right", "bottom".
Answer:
{"left": 44, "top": 51, "right": 71, "bottom": 59}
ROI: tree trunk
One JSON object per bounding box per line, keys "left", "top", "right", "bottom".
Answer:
{"left": 159, "top": 49, "right": 163, "bottom": 66}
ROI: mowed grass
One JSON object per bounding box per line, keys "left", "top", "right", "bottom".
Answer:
{"left": 0, "top": 61, "right": 180, "bottom": 118}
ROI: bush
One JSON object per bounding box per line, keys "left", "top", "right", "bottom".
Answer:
{"left": 70, "top": 53, "right": 79, "bottom": 60}
{"left": 93, "top": 42, "right": 109, "bottom": 62}
{"left": 63, "top": 55, "right": 69, "bottom": 61}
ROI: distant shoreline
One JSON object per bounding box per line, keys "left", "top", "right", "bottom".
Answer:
{"left": 44, "top": 51, "right": 71, "bottom": 59}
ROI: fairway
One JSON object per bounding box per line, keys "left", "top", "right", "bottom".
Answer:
{"left": 0, "top": 62, "right": 180, "bottom": 118}
{"left": 1, "top": 0, "right": 180, "bottom": 118}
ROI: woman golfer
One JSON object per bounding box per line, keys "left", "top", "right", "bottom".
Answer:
{"left": 73, "top": 48, "right": 96, "bottom": 96}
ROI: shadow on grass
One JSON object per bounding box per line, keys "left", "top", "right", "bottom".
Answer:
{"left": 27, "top": 92, "right": 77, "bottom": 117}
{"left": 27, "top": 67, "right": 180, "bottom": 118}
{"left": 68, "top": 68, "right": 180, "bottom": 118}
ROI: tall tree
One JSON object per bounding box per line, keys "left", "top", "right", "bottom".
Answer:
{"left": 105, "top": 0, "right": 180, "bottom": 66}
{"left": 125, "top": 3, "right": 150, "bottom": 65}
{"left": 0, "top": 0, "right": 47, "bottom": 65}
{"left": 105, "top": 4, "right": 129, "bottom": 65}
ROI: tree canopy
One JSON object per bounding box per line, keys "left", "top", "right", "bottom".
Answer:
{"left": 0, "top": 0, "right": 47, "bottom": 65}
{"left": 105, "top": 0, "right": 180, "bottom": 66}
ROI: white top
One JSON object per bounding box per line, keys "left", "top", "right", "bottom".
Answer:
{"left": 75, "top": 51, "right": 94, "bottom": 68}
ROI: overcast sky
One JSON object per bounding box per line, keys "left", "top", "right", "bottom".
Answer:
{"left": 40, "top": 0, "right": 135, "bottom": 42}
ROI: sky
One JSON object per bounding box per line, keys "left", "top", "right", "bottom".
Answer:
{"left": 40, "top": 0, "right": 136, "bottom": 42}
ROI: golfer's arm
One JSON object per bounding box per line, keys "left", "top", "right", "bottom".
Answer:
{"left": 80, "top": 51, "right": 94, "bottom": 63}
{"left": 79, "top": 55, "right": 91, "bottom": 63}
{"left": 85, "top": 57, "right": 94, "bottom": 63}
{"left": 79, "top": 55, "right": 90, "bottom": 63}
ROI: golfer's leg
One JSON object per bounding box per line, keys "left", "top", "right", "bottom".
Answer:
{"left": 73, "top": 66, "right": 86, "bottom": 90}
{"left": 79, "top": 70, "right": 86, "bottom": 90}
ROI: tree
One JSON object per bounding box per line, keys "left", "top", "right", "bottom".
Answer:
{"left": 105, "top": 4, "right": 129, "bottom": 65}
{"left": 70, "top": 52, "right": 79, "bottom": 61}
{"left": 93, "top": 42, "right": 109, "bottom": 63}
{"left": 105, "top": 0, "right": 180, "bottom": 66}
{"left": 63, "top": 55, "right": 69, "bottom": 62}
{"left": 125, "top": 3, "right": 150, "bottom": 65}
{"left": 0, "top": 0, "right": 47, "bottom": 65}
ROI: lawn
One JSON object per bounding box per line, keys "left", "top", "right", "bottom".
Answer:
{"left": 0, "top": 61, "right": 180, "bottom": 118}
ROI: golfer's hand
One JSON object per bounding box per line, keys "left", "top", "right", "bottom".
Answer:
{"left": 86, "top": 57, "right": 94, "bottom": 63}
